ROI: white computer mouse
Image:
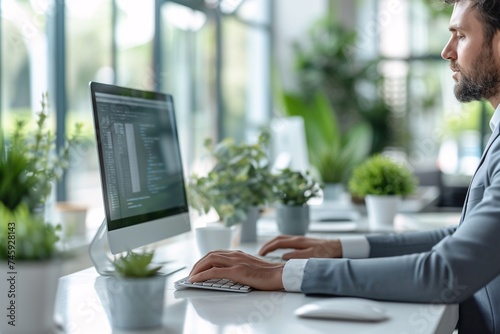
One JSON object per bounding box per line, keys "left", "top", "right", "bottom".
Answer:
{"left": 294, "top": 297, "right": 389, "bottom": 322}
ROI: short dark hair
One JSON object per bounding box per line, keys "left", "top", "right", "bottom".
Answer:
{"left": 444, "top": 0, "right": 500, "bottom": 42}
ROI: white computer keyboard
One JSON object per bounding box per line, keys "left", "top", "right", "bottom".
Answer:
{"left": 174, "top": 255, "right": 285, "bottom": 293}
{"left": 175, "top": 277, "right": 252, "bottom": 293}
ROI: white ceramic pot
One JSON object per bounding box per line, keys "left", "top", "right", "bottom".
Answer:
{"left": 0, "top": 261, "right": 61, "bottom": 334}
{"left": 105, "top": 275, "right": 166, "bottom": 329}
{"left": 195, "top": 225, "right": 234, "bottom": 256}
{"left": 365, "top": 195, "right": 401, "bottom": 231}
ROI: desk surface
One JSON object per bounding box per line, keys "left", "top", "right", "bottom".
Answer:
{"left": 55, "top": 230, "right": 458, "bottom": 334}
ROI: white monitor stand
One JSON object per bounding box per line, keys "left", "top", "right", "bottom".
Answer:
{"left": 89, "top": 219, "right": 186, "bottom": 276}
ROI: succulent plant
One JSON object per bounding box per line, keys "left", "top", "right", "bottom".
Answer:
{"left": 113, "top": 250, "right": 162, "bottom": 278}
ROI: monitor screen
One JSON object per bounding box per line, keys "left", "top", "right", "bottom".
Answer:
{"left": 90, "top": 82, "right": 191, "bottom": 254}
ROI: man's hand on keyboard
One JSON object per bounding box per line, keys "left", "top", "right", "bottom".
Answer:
{"left": 189, "top": 250, "right": 285, "bottom": 291}
{"left": 258, "top": 235, "right": 342, "bottom": 259}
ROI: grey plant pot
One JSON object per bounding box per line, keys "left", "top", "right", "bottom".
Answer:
{"left": 322, "top": 183, "right": 345, "bottom": 201}
{"left": 276, "top": 204, "right": 310, "bottom": 235}
{"left": 106, "top": 275, "right": 166, "bottom": 329}
{"left": 240, "top": 206, "right": 260, "bottom": 242}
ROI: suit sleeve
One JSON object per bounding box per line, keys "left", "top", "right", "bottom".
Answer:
{"left": 301, "top": 153, "right": 500, "bottom": 303}
{"left": 366, "top": 226, "right": 456, "bottom": 257}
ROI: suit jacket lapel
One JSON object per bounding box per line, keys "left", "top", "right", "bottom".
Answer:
{"left": 459, "top": 126, "right": 500, "bottom": 223}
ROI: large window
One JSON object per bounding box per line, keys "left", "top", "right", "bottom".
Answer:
{"left": 66, "top": 0, "right": 112, "bottom": 209}
{"left": 115, "top": 0, "right": 154, "bottom": 89}
{"left": 356, "top": 0, "right": 490, "bottom": 180}
{"left": 1, "top": 0, "right": 47, "bottom": 128}
{"left": 0, "top": 0, "right": 273, "bottom": 219}
{"left": 222, "top": 0, "right": 271, "bottom": 142}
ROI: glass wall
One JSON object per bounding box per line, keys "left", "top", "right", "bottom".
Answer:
{"left": 356, "top": 0, "right": 489, "bottom": 180}
{"left": 0, "top": 0, "right": 273, "bottom": 218}
{"left": 1, "top": 0, "right": 47, "bottom": 127}
{"left": 224, "top": 0, "right": 271, "bottom": 143}
{"left": 161, "top": 2, "right": 215, "bottom": 168}
{"left": 115, "top": 0, "right": 154, "bottom": 89}
{"left": 66, "top": 0, "right": 112, "bottom": 209}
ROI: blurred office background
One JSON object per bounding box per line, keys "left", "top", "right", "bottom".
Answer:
{"left": 0, "top": 0, "right": 491, "bottom": 215}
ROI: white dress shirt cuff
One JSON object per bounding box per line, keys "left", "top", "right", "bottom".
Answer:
{"left": 282, "top": 259, "right": 308, "bottom": 292}
{"left": 340, "top": 236, "right": 370, "bottom": 258}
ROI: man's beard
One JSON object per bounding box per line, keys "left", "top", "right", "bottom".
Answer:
{"left": 453, "top": 45, "right": 500, "bottom": 102}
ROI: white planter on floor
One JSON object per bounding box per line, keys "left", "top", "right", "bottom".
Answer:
{"left": 365, "top": 195, "right": 401, "bottom": 230}
{"left": 0, "top": 261, "right": 61, "bottom": 334}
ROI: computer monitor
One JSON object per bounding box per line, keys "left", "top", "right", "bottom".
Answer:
{"left": 270, "top": 116, "right": 310, "bottom": 174}
{"left": 89, "top": 82, "right": 191, "bottom": 262}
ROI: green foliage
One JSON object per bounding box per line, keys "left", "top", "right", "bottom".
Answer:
{"left": 348, "top": 155, "right": 417, "bottom": 197}
{"left": 444, "top": 100, "right": 495, "bottom": 135}
{"left": 281, "top": 92, "right": 372, "bottom": 184}
{"left": 188, "top": 132, "right": 274, "bottom": 226}
{"left": 273, "top": 168, "right": 321, "bottom": 206}
{"left": 0, "top": 93, "right": 83, "bottom": 212}
{"left": 113, "top": 250, "right": 161, "bottom": 278}
{"left": 292, "top": 19, "right": 392, "bottom": 154}
{"left": 0, "top": 204, "right": 60, "bottom": 261}
{"left": 422, "top": 0, "right": 453, "bottom": 20}
{"left": 0, "top": 93, "right": 82, "bottom": 261}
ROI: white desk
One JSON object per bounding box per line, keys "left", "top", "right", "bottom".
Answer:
{"left": 55, "top": 232, "right": 458, "bottom": 334}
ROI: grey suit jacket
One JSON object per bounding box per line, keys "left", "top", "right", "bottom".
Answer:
{"left": 301, "top": 125, "right": 500, "bottom": 334}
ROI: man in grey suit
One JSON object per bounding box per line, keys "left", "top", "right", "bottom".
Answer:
{"left": 189, "top": 0, "right": 500, "bottom": 332}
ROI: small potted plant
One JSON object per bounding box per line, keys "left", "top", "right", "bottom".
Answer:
{"left": 106, "top": 250, "right": 165, "bottom": 330}
{"left": 0, "top": 93, "right": 82, "bottom": 333}
{"left": 188, "top": 131, "right": 275, "bottom": 244}
{"left": 273, "top": 168, "right": 321, "bottom": 235}
{"left": 348, "top": 155, "right": 417, "bottom": 230}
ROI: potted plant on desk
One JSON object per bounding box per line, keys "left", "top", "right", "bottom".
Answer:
{"left": 348, "top": 155, "right": 417, "bottom": 230}
{"left": 188, "top": 132, "right": 274, "bottom": 247}
{"left": 0, "top": 93, "right": 82, "bottom": 334}
{"left": 105, "top": 250, "right": 166, "bottom": 330}
{"left": 273, "top": 168, "right": 321, "bottom": 235}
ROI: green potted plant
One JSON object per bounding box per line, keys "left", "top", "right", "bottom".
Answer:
{"left": 273, "top": 168, "right": 321, "bottom": 235}
{"left": 188, "top": 131, "right": 274, "bottom": 243}
{"left": 105, "top": 250, "right": 165, "bottom": 330}
{"left": 0, "top": 93, "right": 81, "bottom": 334}
{"left": 348, "top": 155, "right": 417, "bottom": 230}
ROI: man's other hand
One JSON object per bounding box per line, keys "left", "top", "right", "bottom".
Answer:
{"left": 259, "top": 235, "right": 342, "bottom": 259}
